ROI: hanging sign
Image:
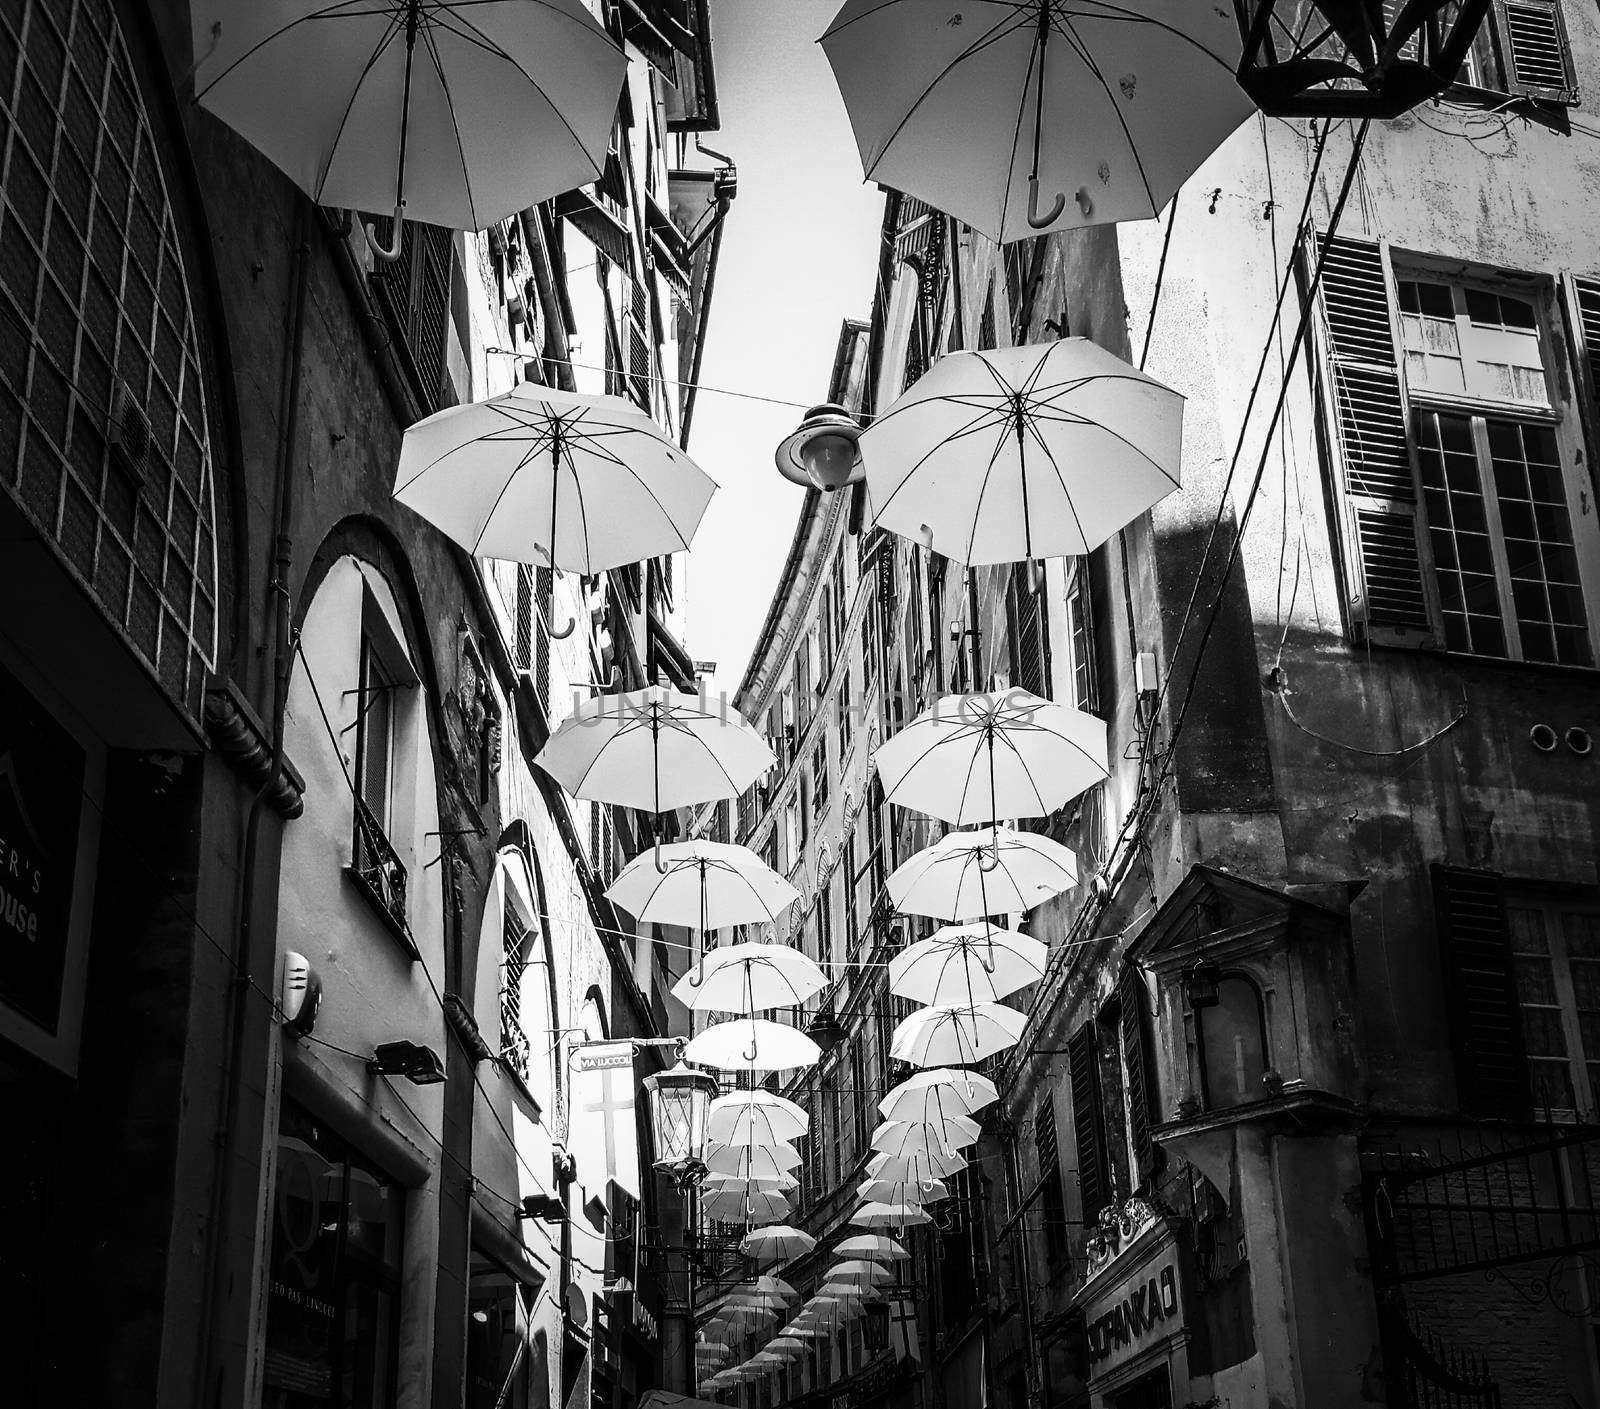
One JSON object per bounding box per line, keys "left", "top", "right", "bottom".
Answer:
{"left": 0, "top": 666, "right": 85, "bottom": 1033}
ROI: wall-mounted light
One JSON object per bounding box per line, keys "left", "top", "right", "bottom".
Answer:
{"left": 368, "top": 1040, "right": 446, "bottom": 1085}
{"left": 775, "top": 404, "right": 864, "bottom": 493}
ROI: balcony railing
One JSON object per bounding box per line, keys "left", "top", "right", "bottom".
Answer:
{"left": 350, "top": 797, "right": 412, "bottom": 951}
{"left": 500, "top": 1000, "right": 532, "bottom": 1084}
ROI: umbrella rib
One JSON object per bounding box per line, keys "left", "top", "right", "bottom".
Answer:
{"left": 192, "top": 0, "right": 392, "bottom": 100}
{"left": 869, "top": 399, "right": 1007, "bottom": 532}
{"left": 416, "top": 19, "right": 479, "bottom": 230}
{"left": 963, "top": 414, "right": 1015, "bottom": 567}
{"left": 565, "top": 423, "right": 700, "bottom": 555}
{"left": 1027, "top": 393, "right": 1181, "bottom": 488}
{"left": 1047, "top": 16, "right": 1159, "bottom": 218}
{"left": 996, "top": 11, "right": 1044, "bottom": 240}
{"left": 308, "top": 14, "right": 408, "bottom": 206}
{"left": 1058, "top": 1, "right": 1242, "bottom": 73}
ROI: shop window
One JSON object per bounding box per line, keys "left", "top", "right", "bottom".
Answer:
{"left": 1194, "top": 975, "right": 1269, "bottom": 1112}
{"left": 1309, "top": 235, "right": 1598, "bottom": 663}
{"left": 466, "top": 1250, "right": 545, "bottom": 1409}
{"left": 1109, "top": 1367, "right": 1171, "bottom": 1409}
{"left": 263, "top": 1102, "right": 403, "bottom": 1408}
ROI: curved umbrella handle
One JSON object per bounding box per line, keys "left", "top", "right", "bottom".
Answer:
{"left": 743, "top": 1033, "right": 759, "bottom": 1064}
{"left": 1027, "top": 177, "right": 1065, "bottom": 231}
{"left": 654, "top": 835, "right": 669, "bottom": 874}
{"left": 366, "top": 202, "right": 407, "bottom": 264}
{"left": 977, "top": 842, "right": 1002, "bottom": 873}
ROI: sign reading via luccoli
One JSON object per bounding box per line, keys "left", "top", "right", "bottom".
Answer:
{"left": 1086, "top": 1262, "right": 1180, "bottom": 1367}
{"left": 0, "top": 668, "right": 85, "bottom": 1033}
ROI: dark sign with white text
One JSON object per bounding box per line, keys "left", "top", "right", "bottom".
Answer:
{"left": 0, "top": 667, "right": 84, "bottom": 1032}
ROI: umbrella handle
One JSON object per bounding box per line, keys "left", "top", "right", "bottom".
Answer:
{"left": 654, "top": 835, "right": 669, "bottom": 874}
{"left": 1027, "top": 177, "right": 1066, "bottom": 230}
{"left": 978, "top": 841, "right": 1001, "bottom": 873}
{"left": 743, "top": 1034, "right": 759, "bottom": 1063}
{"left": 366, "top": 202, "right": 407, "bottom": 264}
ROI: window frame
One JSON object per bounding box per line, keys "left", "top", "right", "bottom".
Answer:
{"left": 1507, "top": 889, "right": 1600, "bottom": 1121}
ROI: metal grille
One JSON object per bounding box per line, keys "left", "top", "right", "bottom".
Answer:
{"left": 0, "top": 0, "right": 219, "bottom": 720}
{"left": 500, "top": 911, "right": 531, "bottom": 1081}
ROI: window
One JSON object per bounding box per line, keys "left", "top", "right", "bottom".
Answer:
{"left": 1509, "top": 894, "right": 1600, "bottom": 1119}
{"left": 1006, "top": 565, "right": 1051, "bottom": 698}
{"left": 371, "top": 220, "right": 455, "bottom": 411}
{"left": 1034, "top": 1100, "right": 1070, "bottom": 1267}
{"left": 837, "top": 656, "right": 853, "bottom": 760}
{"left": 784, "top": 792, "right": 801, "bottom": 868}
{"left": 819, "top": 587, "right": 834, "bottom": 681}
{"left": 832, "top": 550, "right": 848, "bottom": 651}
{"left": 353, "top": 635, "right": 406, "bottom": 926}
{"left": 1194, "top": 976, "right": 1268, "bottom": 1112}
{"left": 1067, "top": 1023, "right": 1111, "bottom": 1222}
{"left": 500, "top": 910, "right": 532, "bottom": 1084}
{"left": 812, "top": 739, "right": 829, "bottom": 816}
{"left": 466, "top": 1251, "right": 545, "bottom": 1409}
{"left": 1311, "top": 235, "right": 1598, "bottom": 665}
{"left": 514, "top": 565, "right": 555, "bottom": 710}
{"left": 1066, "top": 557, "right": 1099, "bottom": 713}
{"left": 1119, "top": 970, "right": 1159, "bottom": 1178}
{"left": 626, "top": 276, "right": 652, "bottom": 410}
{"left": 1458, "top": 0, "right": 1577, "bottom": 102}
{"left": 590, "top": 803, "right": 616, "bottom": 886}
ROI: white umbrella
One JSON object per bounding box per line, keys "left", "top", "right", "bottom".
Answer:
{"left": 827, "top": 1261, "right": 895, "bottom": 1286}
{"left": 835, "top": 1234, "right": 911, "bottom": 1262}
{"left": 820, "top": 0, "right": 1249, "bottom": 243}
{"left": 536, "top": 686, "right": 773, "bottom": 815}
{"left": 732, "top": 1275, "right": 801, "bottom": 1305}
{"left": 700, "top": 1188, "right": 792, "bottom": 1224}
{"left": 891, "top": 1002, "right": 1029, "bottom": 1066}
{"left": 874, "top": 691, "right": 1108, "bottom": 826}
{"left": 740, "top": 1225, "right": 817, "bottom": 1263}
{"left": 396, "top": 386, "right": 719, "bottom": 577}
{"left": 887, "top": 826, "right": 1078, "bottom": 920}
{"left": 684, "top": 1019, "right": 822, "bottom": 1075}
{"left": 672, "top": 942, "right": 828, "bottom": 1013}
{"left": 852, "top": 1202, "right": 933, "bottom": 1229}
{"left": 608, "top": 840, "right": 799, "bottom": 930}
{"left": 890, "top": 924, "right": 1049, "bottom": 1006}
{"left": 700, "top": 1173, "right": 798, "bottom": 1196}
{"left": 860, "top": 1176, "right": 950, "bottom": 1204}
{"left": 705, "top": 1143, "right": 803, "bottom": 1178}
{"left": 879, "top": 1069, "right": 1000, "bottom": 1124}
{"left": 868, "top": 1149, "right": 968, "bottom": 1182}
{"left": 871, "top": 1116, "right": 981, "bottom": 1156}
{"left": 862, "top": 341, "right": 1184, "bottom": 565}
{"left": 708, "top": 1090, "right": 809, "bottom": 1146}
{"left": 766, "top": 1338, "right": 808, "bottom": 1357}
{"left": 194, "top": 0, "right": 624, "bottom": 242}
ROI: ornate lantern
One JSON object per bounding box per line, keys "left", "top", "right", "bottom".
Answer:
{"left": 643, "top": 1062, "right": 719, "bottom": 1181}
{"left": 1234, "top": 0, "right": 1494, "bottom": 117}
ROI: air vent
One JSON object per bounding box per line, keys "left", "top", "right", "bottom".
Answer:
{"left": 108, "top": 381, "right": 150, "bottom": 485}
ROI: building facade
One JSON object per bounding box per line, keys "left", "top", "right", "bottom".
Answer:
{"left": 0, "top": 1, "right": 724, "bottom": 1406}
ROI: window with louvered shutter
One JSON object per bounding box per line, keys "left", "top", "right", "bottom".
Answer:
{"left": 1066, "top": 557, "right": 1099, "bottom": 713}
{"left": 1563, "top": 276, "right": 1600, "bottom": 458}
{"left": 1433, "top": 864, "right": 1530, "bottom": 1118}
{"left": 628, "top": 278, "right": 651, "bottom": 410}
{"left": 535, "top": 566, "right": 553, "bottom": 708}
{"left": 1007, "top": 565, "right": 1050, "bottom": 699}
{"left": 1119, "top": 970, "right": 1159, "bottom": 1179}
{"left": 1491, "top": 0, "right": 1577, "bottom": 100}
{"left": 1067, "top": 1024, "right": 1110, "bottom": 1221}
{"left": 372, "top": 222, "right": 454, "bottom": 411}
{"left": 1034, "top": 1100, "right": 1070, "bottom": 1265}
{"left": 1310, "top": 233, "right": 1436, "bottom": 643}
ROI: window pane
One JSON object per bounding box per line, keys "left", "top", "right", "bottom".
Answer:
{"left": 1462, "top": 291, "right": 1548, "bottom": 404}
{"left": 1400, "top": 280, "right": 1467, "bottom": 396}
{"left": 1487, "top": 419, "right": 1591, "bottom": 665}
{"left": 1416, "top": 411, "right": 1507, "bottom": 657}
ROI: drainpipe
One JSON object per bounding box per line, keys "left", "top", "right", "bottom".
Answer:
{"left": 200, "top": 194, "right": 311, "bottom": 1407}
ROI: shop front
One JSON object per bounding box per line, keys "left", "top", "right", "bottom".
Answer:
{"left": 1072, "top": 1202, "right": 1197, "bottom": 1409}
{"left": 790, "top": 1349, "right": 921, "bottom": 1409}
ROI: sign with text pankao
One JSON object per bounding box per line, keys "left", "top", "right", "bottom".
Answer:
{"left": 1084, "top": 1261, "right": 1180, "bottom": 1370}
{"left": 0, "top": 667, "right": 85, "bottom": 1034}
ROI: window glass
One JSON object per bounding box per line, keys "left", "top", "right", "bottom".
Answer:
{"left": 1198, "top": 978, "right": 1267, "bottom": 1111}
{"left": 1399, "top": 277, "right": 1548, "bottom": 405}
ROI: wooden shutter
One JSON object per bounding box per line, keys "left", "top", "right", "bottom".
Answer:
{"left": 1067, "top": 1024, "right": 1110, "bottom": 1221}
{"left": 1034, "top": 1100, "right": 1069, "bottom": 1263}
{"left": 1561, "top": 275, "right": 1600, "bottom": 469}
{"left": 1007, "top": 566, "right": 1050, "bottom": 698}
{"left": 1119, "top": 969, "right": 1160, "bottom": 1180}
{"left": 1493, "top": 0, "right": 1577, "bottom": 101}
{"left": 535, "top": 566, "right": 553, "bottom": 709}
{"left": 1433, "top": 864, "right": 1530, "bottom": 1118}
{"left": 515, "top": 565, "right": 535, "bottom": 670}
{"left": 1310, "top": 233, "right": 1437, "bottom": 645}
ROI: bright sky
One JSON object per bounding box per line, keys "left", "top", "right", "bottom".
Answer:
{"left": 682, "top": 0, "right": 884, "bottom": 699}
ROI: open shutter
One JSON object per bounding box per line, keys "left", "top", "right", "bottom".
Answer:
{"left": 1493, "top": 0, "right": 1577, "bottom": 102}
{"left": 1310, "top": 233, "right": 1437, "bottom": 645}
{"left": 1067, "top": 1024, "right": 1110, "bottom": 1221}
{"left": 1119, "top": 969, "right": 1160, "bottom": 1180}
{"left": 1433, "top": 864, "right": 1530, "bottom": 1118}
{"left": 535, "top": 565, "right": 554, "bottom": 709}
{"left": 1561, "top": 275, "right": 1600, "bottom": 465}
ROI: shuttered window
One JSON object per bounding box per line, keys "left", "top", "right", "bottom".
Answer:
{"left": 1034, "top": 1100, "right": 1070, "bottom": 1266}
{"left": 1007, "top": 565, "right": 1051, "bottom": 699}
{"left": 1311, "top": 235, "right": 1597, "bottom": 663}
{"left": 1067, "top": 1023, "right": 1110, "bottom": 1222}
{"left": 1489, "top": 0, "right": 1577, "bottom": 101}
{"left": 1120, "top": 969, "right": 1159, "bottom": 1179}
{"left": 1066, "top": 557, "right": 1098, "bottom": 713}
{"left": 1433, "top": 865, "right": 1529, "bottom": 1117}
{"left": 371, "top": 221, "right": 454, "bottom": 411}
{"left": 513, "top": 564, "right": 554, "bottom": 710}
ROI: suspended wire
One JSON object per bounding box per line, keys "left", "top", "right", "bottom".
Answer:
{"left": 484, "top": 346, "right": 819, "bottom": 414}
{"left": 1138, "top": 190, "right": 1180, "bottom": 372}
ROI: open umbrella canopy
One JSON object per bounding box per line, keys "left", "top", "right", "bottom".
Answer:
{"left": 890, "top": 923, "right": 1049, "bottom": 1006}
{"left": 608, "top": 840, "right": 799, "bottom": 930}
{"left": 826, "top": 1260, "right": 896, "bottom": 1285}
{"left": 536, "top": 687, "right": 773, "bottom": 814}
{"left": 874, "top": 690, "right": 1108, "bottom": 825}
{"left": 740, "top": 1225, "right": 817, "bottom": 1263}
{"left": 870, "top": 1116, "right": 981, "bottom": 1155}
{"left": 880, "top": 1068, "right": 1001, "bottom": 1124}
{"left": 835, "top": 1234, "right": 911, "bottom": 1262}
{"left": 852, "top": 1202, "right": 934, "bottom": 1229}
{"left": 397, "top": 388, "right": 718, "bottom": 577}
{"left": 819, "top": 0, "right": 1249, "bottom": 243}
{"left": 891, "top": 1002, "right": 1029, "bottom": 1066}
{"left": 704, "top": 1143, "right": 803, "bottom": 1178}
{"left": 861, "top": 341, "right": 1184, "bottom": 564}
{"left": 671, "top": 942, "right": 828, "bottom": 1013}
{"left": 683, "top": 1018, "right": 822, "bottom": 1075}
{"left": 887, "top": 826, "right": 1078, "bottom": 920}
{"left": 700, "top": 1188, "right": 792, "bottom": 1224}
{"left": 699, "top": 1173, "right": 798, "bottom": 1197}
{"left": 860, "top": 1175, "right": 951, "bottom": 1204}
{"left": 194, "top": 0, "right": 625, "bottom": 233}
{"left": 708, "top": 1090, "right": 810, "bottom": 1145}
{"left": 867, "top": 1147, "right": 968, "bottom": 1181}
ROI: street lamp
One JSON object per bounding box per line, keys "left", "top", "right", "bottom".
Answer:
{"left": 775, "top": 403, "right": 864, "bottom": 493}
{"left": 643, "top": 1061, "right": 719, "bottom": 1186}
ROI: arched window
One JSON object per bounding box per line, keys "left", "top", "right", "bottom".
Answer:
{"left": 495, "top": 846, "right": 559, "bottom": 1122}
{"left": 1196, "top": 974, "right": 1269, "bottom": 1111}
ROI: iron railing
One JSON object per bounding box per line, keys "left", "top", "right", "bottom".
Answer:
{"left": 352, "top": 797, "right": 408, "bottom": 932}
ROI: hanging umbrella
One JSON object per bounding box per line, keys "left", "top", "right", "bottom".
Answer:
{"left": 194, "top": 0, "right": 625, "bottom": 245}
{"left": 700, "top": 1188, "right": 792, "bottom": 1224}
{"left": 609, "top": 840, "right": 800, "bottom": 930}
{"left": 684, "top": 1019, "right": 822, "bottom": 1075}
{"left": 880, "top": 1069, "right": 1000, "bottom": 1124}
{"left": 867, "top": 1148, "right": 968, "bottom": 1182}
{"left": 827, "top": 1261, "right": 896, "bottom": 1286}
{"left": 766, "top": 1337, "right": 808, "bottom": 1357}
{"left": 708, "top": 1090, "right": 810, "bottom": 1146}
{"left": 871, "top": 1116, "right": 981, "bottom": 1156}
{"left": 890, "top": 924, "right": 1049, "bottom": 1006}
{"left": 705, "top": 1144, "right": 803, "bottom": 1178}
{"left": 853, "top": 1202, "right": 934, "bottom": 1229}
{"left": 700, "top": 1173, "right": 798, "bottom": 1197}
{"left": 819, "top": 0, "right": 1249, "bottom": 243}
{"left": 729, "top": 1275, "right": 801, "bottom": 1306}
{"left": 740, "top": 1225, "right": 817, "bottom": 1263}
{"left": 672, "top": 942, "right": 828, "bottom": 1013}
{"left": 398, "top": 386, "right": 720, "bottom": 576}
{"left": 888, "top": 826, "right": 1078, "bottom": 920}
{"left": 891, "top": 1002, "right": 1029, "bottom": 1066}
{"left": 874, "top": 691, "right": 1108, "bottom": 826}
{"left": 836, "top": 1234, "right": 911, "bottom": 1262}
{"left": 862, "top": 341, "right": 1184, "bottom": 565}
{"left": 860, "top": 1176, "right": 951, "bottom": 1204}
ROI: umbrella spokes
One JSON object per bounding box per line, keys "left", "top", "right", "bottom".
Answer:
{"left": 364, "top": 0, "right": 422, "bottom": 262}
